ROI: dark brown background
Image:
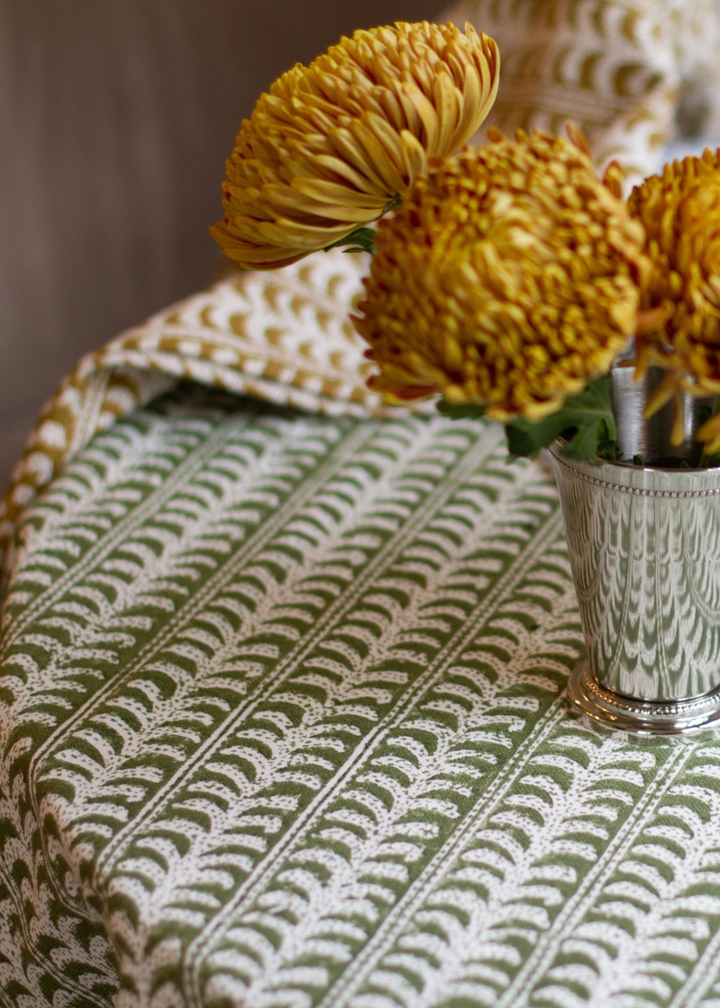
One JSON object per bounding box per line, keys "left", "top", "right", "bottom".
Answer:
{"left": 0, "top": 0, "right": 438, "bottom": 486}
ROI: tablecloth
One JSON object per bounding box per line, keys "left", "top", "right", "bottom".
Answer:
{"left": 3, "top": 382, "right": 720, "bottom": 1008}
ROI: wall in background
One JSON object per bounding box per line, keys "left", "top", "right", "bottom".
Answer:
{"left": 0, "top": 0, "right": 438, "bottom": 487}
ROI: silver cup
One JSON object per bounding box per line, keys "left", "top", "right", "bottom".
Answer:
{"left": 550, "top": 445, "right": 720, "bottom": 734}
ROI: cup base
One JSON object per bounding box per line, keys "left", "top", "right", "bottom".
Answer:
{"left": 567, "top": 661, "right": 720, "bottom": 735}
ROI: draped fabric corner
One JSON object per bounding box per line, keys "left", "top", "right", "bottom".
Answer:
{"left": 0, "top": 249, "right": 431, "bottom": 577}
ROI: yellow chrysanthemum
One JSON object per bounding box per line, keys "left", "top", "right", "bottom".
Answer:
{"left": 210, "top": 21, "right": 499, "bottom": 270}
{"left": 627, "top": 149, "right": 720, "bottom": 449}
{"left": 354, "top": 130, "right": 648, "bottom": 421}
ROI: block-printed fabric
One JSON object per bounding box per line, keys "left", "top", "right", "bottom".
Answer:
{"left": 3, "top": 385, "right": 720, "bottom": 1008}
{"left": 445, "top": 0, "right": 720, "bottom": 185}
{"left": 0, "top": 250, "right": 380, "bottom": 575}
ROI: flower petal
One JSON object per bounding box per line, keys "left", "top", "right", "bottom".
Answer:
{"left": 212, "top": 21, "right": 500, "bottom": 268}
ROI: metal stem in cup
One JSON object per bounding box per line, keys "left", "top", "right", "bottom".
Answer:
{"left": 610, "top": 364, "right": 716, "bottom": 466}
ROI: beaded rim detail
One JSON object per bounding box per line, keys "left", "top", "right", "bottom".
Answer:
{"left": 550, "top": 449, "right": 720, "bottom": 498}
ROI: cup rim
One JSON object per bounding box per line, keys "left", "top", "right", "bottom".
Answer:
{"left": 549, "top": 440, "right": 720, "bottom": 497}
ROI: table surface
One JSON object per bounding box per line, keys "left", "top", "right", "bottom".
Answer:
{"left": 2, "top": 384, "right": 720, "bottom": 1008}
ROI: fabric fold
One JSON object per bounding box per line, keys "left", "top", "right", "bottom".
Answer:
{"left": 0, "top": 249, "right": 429, "bottom": 572}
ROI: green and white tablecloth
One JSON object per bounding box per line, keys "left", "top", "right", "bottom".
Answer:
{"left": 3, "top": 383, "right": 720, "bottom": 1008}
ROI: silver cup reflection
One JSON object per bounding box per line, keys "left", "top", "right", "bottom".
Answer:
{"left": 550, "top": 448, "right": 720, "bottom": 733}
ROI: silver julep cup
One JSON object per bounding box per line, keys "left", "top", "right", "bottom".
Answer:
{"left": 549, "top": 447, "right": 720, "bottom": 734}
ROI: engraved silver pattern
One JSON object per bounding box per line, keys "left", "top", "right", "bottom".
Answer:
{"left": 550, "top": 444, "right": 720, "bottom": 733}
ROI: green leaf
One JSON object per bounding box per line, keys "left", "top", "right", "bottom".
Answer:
{"left": 324, "top": 227, "right": 376, "bottom": 255}
{"left": 503, "top": 376, "right": 618, "bottom": 462}
{"left": 700, "top": 449, "right": 720, "bottom": 469}
{"left": 594, "top": 436, "right": 623, "bottom": 462}
{"left": 437, "top": 399, "right": 486, "bottom": 420}
{"left": 438, "top": 377, "right": 618, "bottom": 462}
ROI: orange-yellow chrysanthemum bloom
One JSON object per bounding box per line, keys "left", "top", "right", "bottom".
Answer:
{"left": 210, "top": 21, "right": 499, "bottom": 270}
{"left": 354, "top": 130, "right": 648, "bottom": 421}
{"left": 627, "top": 149, "right": 720, "bottom": 449}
